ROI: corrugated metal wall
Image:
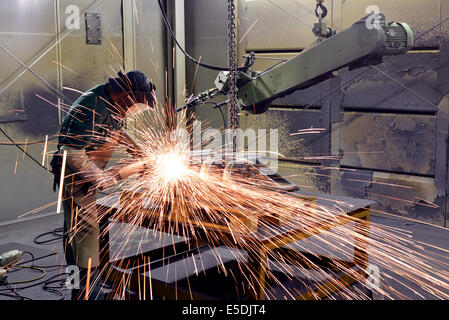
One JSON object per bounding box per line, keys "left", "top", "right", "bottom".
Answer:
{"left": 0, "top": 0, "right": 166, "bottom": 223}
{"left": 186, "top": 0, "right": 449, "bottom": 226}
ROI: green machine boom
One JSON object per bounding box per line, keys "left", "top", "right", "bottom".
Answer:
{"left": 177, "top": 14, "right": 414, "bottom": 115}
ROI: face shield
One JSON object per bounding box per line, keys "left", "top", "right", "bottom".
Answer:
{"left": 127, "top": 103, "right": 151, "bottom": 117}
{"left": 126, "top": 90, "right": 157, "bottom": 117}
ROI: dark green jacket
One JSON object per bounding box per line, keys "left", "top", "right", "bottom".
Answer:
{"left": 58, "top": 83, "right": 122, "bottom": 151}
{"left": 51, "top": 83, "right": 122, "bottom": 190}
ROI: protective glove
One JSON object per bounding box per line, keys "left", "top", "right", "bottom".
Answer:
{"left": 105, "top": 159, "right": 149, "bottom": 182}
{"left": 95, "top": 172, "right": 118, "bottom": 191}
{"left": 60, "top": 146, "right": 118, "bottom": 191}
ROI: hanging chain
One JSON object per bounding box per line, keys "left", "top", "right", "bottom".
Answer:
{"left": 227, "top": 0, "right": 239, "bottom": 150}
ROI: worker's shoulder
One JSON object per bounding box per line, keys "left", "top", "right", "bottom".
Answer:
{"left": 69, "top": 83, "right": 112, "bottom": 117}
{"left": 74, "top": 83, "right": 109, "bottom": 105}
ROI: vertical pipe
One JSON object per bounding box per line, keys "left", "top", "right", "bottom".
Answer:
{"left": 56, "top": 150, "right": 67, "bottom": 214}
{"left": 123, "top": 0, "right": 136, "bottom": 71}
{"left": 165, "top": 0, "right": 175, "bottom": 108}
{"left": 54, "top": 0, "right": 63, "bottom": 125}
{"left": 174, "top": 0, "right": 186, "bottom": 109}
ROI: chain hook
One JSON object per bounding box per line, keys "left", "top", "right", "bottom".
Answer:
{"left": 315, "top": 2, "right": 328, "bottom": 20}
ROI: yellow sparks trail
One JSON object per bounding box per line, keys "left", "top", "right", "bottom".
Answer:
{"left": 56, "top": 150, "right": 67, "bottom": 214}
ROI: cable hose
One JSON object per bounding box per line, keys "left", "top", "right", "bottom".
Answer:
{"left": 157, "top": 0, "right": 253, "bottom": 72}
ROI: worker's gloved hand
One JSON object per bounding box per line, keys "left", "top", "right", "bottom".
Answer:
{"left": 95, "top": 172, "right": 118, "bottom": 191}
{"left": 106, "top": 160, "right": 149, "bottom": 182}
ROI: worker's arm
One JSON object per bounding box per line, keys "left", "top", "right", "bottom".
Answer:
{"left": 105, "top": 159, "right": 148, "bottom": 182}
{"left": 58, "top": 94, "right": 125, "bottom": 191}
{"left": 60, "top": 145, "right": 118, "bottom": 191}
{"left": 118, "top": 130, "right": 144, "bottom": 158}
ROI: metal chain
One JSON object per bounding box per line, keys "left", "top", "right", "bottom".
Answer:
{"left": 227, "top": 0, "right": 239, "bottom": 149}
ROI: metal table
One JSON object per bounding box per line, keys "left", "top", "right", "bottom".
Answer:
{"left": 96, "top": 191, "right": 373, "bottom": 300}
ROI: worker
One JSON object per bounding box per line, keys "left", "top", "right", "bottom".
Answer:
{"left": 50, "top": 70, "right": 157, "bottom": 300}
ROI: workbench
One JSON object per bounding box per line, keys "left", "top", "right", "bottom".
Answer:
{"left": 96, "top": 191, "right": 373, "bottom": 300}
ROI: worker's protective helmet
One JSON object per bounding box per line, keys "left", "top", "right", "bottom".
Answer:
{"left": 109, "top": 70, "right": 157, "bottom": 109}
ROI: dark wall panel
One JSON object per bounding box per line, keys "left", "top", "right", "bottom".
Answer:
{"left": 184, "top": 0, "right": 449, "bottom": 226}
{"left": 341, "top": 54, "right": 440, "bottom": 113}
{"left": 244, "top": 108, "right": 326, "bottom": 162}
{"left": 340, "top": 112, "right": 436, "bottom": 176}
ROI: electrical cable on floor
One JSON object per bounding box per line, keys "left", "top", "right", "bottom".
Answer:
{"left": 1, "top": 283, "right": 32, "bottom": 300}
{"left": 33, "top": 227, "right": 64, "bottom": 245}
{"left": 0, "top": 250, "right": 70, "bottom": 300}
{"left": 42, "top": 272, "right": 74, "bottom": 300}
{"left": 0, "top": 292, "right": 27, "bottom": 300}
{"left": 0, "top": 240, "right": 68, "bottom": 300}
{"left": 5, "top": 265, "right": 46, "bottom": 285}
{"left": 0, "top": 272, "right": 70, "bottom": 297}
{"left": 5, "top": 251, "right": 37, "bottom": 275}
{"left": 21, "top": 251, "right": 35, "bottom": 265}
{"left": 42, "top": 279, "right": 67, "bottom": 300}
{"left": 19, "top": 252, "right": 57, "bottom": 266}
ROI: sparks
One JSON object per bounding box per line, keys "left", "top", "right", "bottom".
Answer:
{"left": 45, "top": 86, "right": 449, "bottom": 300}
{"left": 155, "top": 151, "right": 189, "bottom": 183}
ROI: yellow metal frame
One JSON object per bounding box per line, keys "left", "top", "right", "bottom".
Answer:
{"left": 99, "top": 192, "right": 370, "bottom": 300}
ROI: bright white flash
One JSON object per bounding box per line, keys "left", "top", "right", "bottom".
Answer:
{"left": 156, "top": 151, "right": 188, "bottom": 183}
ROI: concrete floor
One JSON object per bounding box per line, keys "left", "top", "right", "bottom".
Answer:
{"left": 0, "top": 213, "right": 64, "bottom": 255}
{"left": 1, "top": 211, "right": 449, "bottom": 300}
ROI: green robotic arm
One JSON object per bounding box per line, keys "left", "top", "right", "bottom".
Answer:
{"left": 177, "top": 14, "right": 414, "bottom": 115}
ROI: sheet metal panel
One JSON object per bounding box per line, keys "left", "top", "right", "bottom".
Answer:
{"left": 367, "top": 172, "right": 444, "bottom": 225}
{"left": 275, "top": 161, "right": 329, "bottom": 193}
{"left": 330, "top": 168, "right": 373, "bottom": 199}
{"left": 0, "top": 0, "right": 58, "bottom": 117}
{"left": 241, "top": 0, "right": 333, "bottom": 51}
{"left": 58, "top": 0, "right": 123, "bottom": 99}
{"left": 0, "top": 0, "right": 60, "bottom": 223}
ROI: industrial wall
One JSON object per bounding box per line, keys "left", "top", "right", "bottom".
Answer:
{"left": 0, "top": 0, "right": 167, "bottom": 224}
{"left": 186, "top": 0, "right": 449, "bottom": 227}
{"left": 1, "top": 0, "right": 447, "bottom": 227}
